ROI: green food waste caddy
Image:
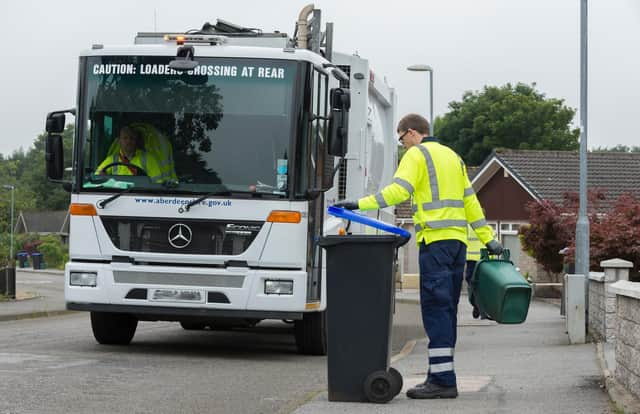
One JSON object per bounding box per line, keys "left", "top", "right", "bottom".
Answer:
{"left": 472, "top": 249, "right": 532, "bottom": 324}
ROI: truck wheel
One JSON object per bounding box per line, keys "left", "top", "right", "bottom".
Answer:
{"left": 90, "top": 312, "right": 137, "bottom": 345}
{"left": 180, "top": 321, "right": 207, "bottom": 330}
{"left": 294, "top": 311, "right": 327, "bottom": 355}
{"left": 363, "top": 370, "right": 395, "bottom": 403}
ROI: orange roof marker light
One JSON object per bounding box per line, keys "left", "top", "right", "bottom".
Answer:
{"left": 70, "top": 203, "right": 97, "bottom": 216}
{"left": 163, "top": 34, "right": 186, "bottom": 45}
{"left": 164, "top": 34, "right": 227, "bottom": 45}
{"left": 266, "top": 210, "right": 301, "bottom": 224}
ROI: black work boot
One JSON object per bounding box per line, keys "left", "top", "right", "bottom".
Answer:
{"left": 472, "top": 307, "right": 480, "bottom": 319}
{"left": 407, "top": 382, "right": 458, "bottom": 399}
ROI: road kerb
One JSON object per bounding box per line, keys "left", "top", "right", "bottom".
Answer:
{"left": 0, "top": 310, "right": 76, "bottom": 322}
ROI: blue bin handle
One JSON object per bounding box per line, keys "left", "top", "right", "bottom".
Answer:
{"left": 327, "top": 206, "right": 412, "bottom": 243}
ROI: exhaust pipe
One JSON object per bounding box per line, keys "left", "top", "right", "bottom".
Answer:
{"left": 297, "top": 4, "right": 314, "bottom": 49}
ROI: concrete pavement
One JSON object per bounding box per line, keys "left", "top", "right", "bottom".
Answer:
{"left": 0, "top": 271, "right": 627, "bottom": 413}
{"left": 0, "top": 268, "right": 69, "bottom": 321}
{"left": 294, "top": 292, "right": 615, "bottom": 414}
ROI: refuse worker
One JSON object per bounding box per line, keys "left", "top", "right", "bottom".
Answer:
{"left": 334, "top": 113, "right": 503, "bottom": 400}
{"left": 466, "top": 224, "right": 489, "bottom": 319}
{"left": 96, "top": 126, "right": 164, "bottom": 183}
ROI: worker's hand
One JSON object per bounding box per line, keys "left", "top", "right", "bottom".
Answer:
{"left": 486, "top": 239, "right": 504, "bottom": 256}
{"left": 333, "top": 200, "right": 359, "bottom": 210}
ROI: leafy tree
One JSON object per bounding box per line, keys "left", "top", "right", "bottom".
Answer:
{"left": 589, "top": 194, "right": 640, "bottom": 278}
{"left": 434, "top": 83, "right": 580, "bottom": 165}
{"left": 0, "top": 157, "right": 37, "bottom": 235}
{"left": 37, "top": 234, "right": 68, "bottom": 270}
{"left": 519, "top": 190, "right": 640, "bottom": 280}
{"left": 591, "top": 144, "right": 640, "bottom": 153}
{"left": 0, "top": 124, "right": 73, "bottom": 259}
{"left": 19, "top": 125, "right": 74, "bottom": 211}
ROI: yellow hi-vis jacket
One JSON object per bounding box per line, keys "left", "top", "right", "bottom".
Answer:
{"left": 466, "top": 224, "right": 487, "bottom": 261}
{"left": 106, "top": 123, "right": 178, "bottom": 182}
{"left": 131, "top": 123, "right": 178, "bottom": 181}
{"left": 357, "top": 138, "right": 494, "bottom": 247}
{"left": 96, "top": 149, "right": 164, "bottom": 183}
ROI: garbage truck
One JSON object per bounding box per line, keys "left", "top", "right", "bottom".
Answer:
{"left": 44, "top": 4, "right": 397, "bottom": 355}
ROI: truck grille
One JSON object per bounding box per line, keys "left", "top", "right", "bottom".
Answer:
{"left": 100, "top": 217, "right": 264, "bottom": 255}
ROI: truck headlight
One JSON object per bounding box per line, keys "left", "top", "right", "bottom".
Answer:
{"left": 264, "top": 279, "right": 293, "bottom": 295}
{"left": 70, "top": 272, "right": 97, "bottom": 287}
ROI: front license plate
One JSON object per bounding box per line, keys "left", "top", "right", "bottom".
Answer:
{"left": 150, "top": 289, "right": 205, "bottom": 303}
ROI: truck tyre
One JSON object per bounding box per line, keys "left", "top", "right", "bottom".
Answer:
{"left": 90, "top": 312, "right": 138, "bottom": 345}
{"left": 180, "top": 321, "right": 207, "bottom": 330}
{"left": 294, "top": 311, "right": 327, "bottom": 355}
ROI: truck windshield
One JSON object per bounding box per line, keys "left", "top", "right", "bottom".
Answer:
{"left": 79, "top": 56, "right": 298, "bottom": 197}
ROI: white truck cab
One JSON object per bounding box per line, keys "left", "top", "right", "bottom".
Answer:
{"left": 44, "top": 5, "right": 397, "bottom": 355}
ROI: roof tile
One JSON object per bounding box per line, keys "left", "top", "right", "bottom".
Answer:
{"left": 495, "top": 150, "right": 640, "bottom": 208}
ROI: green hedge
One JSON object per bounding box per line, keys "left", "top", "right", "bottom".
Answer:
{"left": 0, "top": 233, "right": 68, "bottom": 270}
{"left": 37, "top": 235, "right": 67, "bottom": 269}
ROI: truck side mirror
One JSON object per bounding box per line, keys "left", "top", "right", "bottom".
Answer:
{"left": 328, "top": 88, "right": 350, "bottom": 157}
{"left": 46, "top": 113, "right": 66, "bottom": 134}
{"left": 46, "top": 134, "right": 64, "bottom": 180}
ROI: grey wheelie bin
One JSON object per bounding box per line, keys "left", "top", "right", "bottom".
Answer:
{"left": 318, "top": 206, "right": 411, "bottom": 403}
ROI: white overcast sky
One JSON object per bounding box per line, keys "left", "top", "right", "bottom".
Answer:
{"left": 1, "top": 0, "right": 638, "bottom": 156}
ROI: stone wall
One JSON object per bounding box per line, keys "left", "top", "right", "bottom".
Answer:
{"left": 587, "top": 259, "right": 633, "bottom": 343}
{"left": 611, "top": 285, "right": 640, "bottom": 400}
{"left": 588, "top": 273, "right": 606, "bottom": 341}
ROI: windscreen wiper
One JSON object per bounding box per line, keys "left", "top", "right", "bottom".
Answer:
{"left": 97, "top": 186, "right": 136, "bottom": 209}
{"left": 180, "top": 189, "right": 231, "bottom": 213}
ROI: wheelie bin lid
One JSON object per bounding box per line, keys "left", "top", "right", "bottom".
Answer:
{"left": 327, "top": 206, "right": 412, "bottom": 239}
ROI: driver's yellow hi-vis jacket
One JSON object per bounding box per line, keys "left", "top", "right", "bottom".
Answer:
{"left": 131, "top": 123, "right": 178, "bottom": 181}
{"left": 96, "top": 149, "right": 163, "bottom": 182}
{"left": 357, "top": 138, "right": 494, "bottom": 247}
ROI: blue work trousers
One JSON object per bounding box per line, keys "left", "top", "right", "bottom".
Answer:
{"left": 419, "top": 240, "right": 466, "bottom": 387}
{"left": 465, "top": 260, "right": 479, "bottom": 310}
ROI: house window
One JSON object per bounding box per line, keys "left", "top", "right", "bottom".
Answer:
{"left": 494, "top": 221, "right": 527, "bottom": 266}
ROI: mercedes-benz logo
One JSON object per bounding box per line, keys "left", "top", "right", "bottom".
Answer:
{"left": 168, "top": 223, "right": 193, "bottom": 249}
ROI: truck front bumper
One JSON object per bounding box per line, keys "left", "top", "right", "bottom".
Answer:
{"left": 65, "top": 261, "right": 320, "bottom": 318}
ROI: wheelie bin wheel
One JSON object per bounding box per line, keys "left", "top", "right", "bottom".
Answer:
{"left": 363, "top": 370, "right": 396, "bottom": 403}
{"left": 388, "top": 367, "right": 403, "bottom": 396}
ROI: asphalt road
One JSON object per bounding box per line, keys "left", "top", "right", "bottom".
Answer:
{"left": 0, "top": 301, "right": 423, "bottom": 414}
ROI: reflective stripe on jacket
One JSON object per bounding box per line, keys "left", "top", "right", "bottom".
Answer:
{"left": 357, "top": 138, "right": 494, "bottom": 246}
{"left": 466, "top": 224, "right": 487, "bottom": 261}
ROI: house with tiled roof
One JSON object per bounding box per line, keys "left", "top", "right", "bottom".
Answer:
{"left": 396, "top": 149, "right": 640, "bottom": 282}
{"left": 14, "top": 210, "right": 70, "bottom": 242}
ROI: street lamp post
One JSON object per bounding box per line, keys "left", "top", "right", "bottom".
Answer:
{"left": 407, "top": 64, "right": 434, "bottom": 130}
{"left": 3, "top": 185, "right": 14, "bottom": 265}
{"left": 576, "top": 0, "right": 590, "bottom": 322}
{"left": 2, "top": 184, "right": 15, "bottom": 299}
